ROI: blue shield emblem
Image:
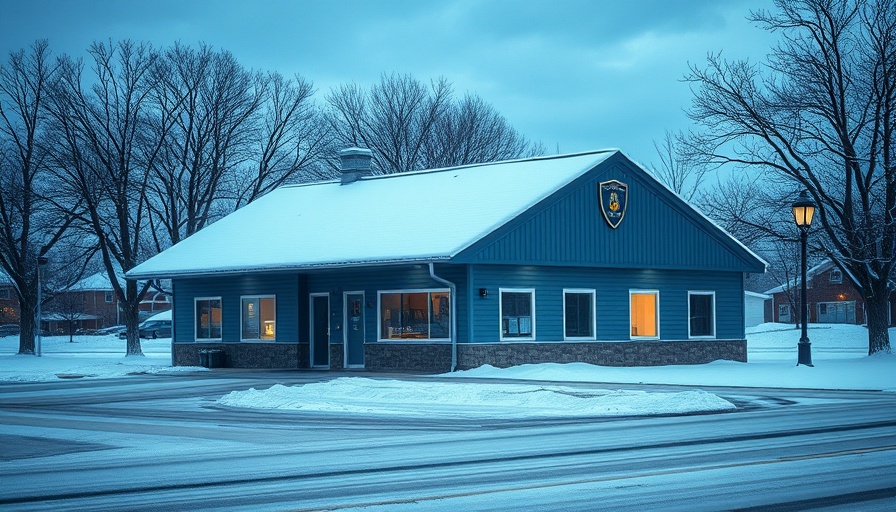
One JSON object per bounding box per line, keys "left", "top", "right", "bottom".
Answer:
{"left": 599, "top": 180, "right": 628, "bottom": 229}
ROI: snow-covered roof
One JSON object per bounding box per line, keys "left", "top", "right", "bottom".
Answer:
{"left": 128, "top": 150, "right": 617, "bottom": 279}
{"left": 68, "top": 271, "right": 122, "bottom": 291}
{"left": 745, "top": 291, "right": 771, "bottom": 300}
{"left": 145, "top": 309, "right": 171, "bottom": 322}
{"left": 763, "top": 260, "right": 834, "bottom": 294}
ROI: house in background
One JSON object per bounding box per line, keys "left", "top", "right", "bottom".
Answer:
{"left": 44, "top": 272, "right": 118, "bottom": 334}
{"left": 0, "top": 271, "right": 18, "bottom": 326}
{"left": 744, "top": 291, "right": 770, "bottom": 328}
{"left": 43, "top": 272, "right": 171, "bottom": 334}
{"left": 139, "top": 288, "right": 171, "bottom": 316}
{"left": 128, "top": 149, "right": 767, "bottom": 372}
{"left": 765, "top": 259, "right": 896, "bottom": 326}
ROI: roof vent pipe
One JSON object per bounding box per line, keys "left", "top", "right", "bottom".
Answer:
{"left": 339, "top": 147, "right": 373, "bottom": 185}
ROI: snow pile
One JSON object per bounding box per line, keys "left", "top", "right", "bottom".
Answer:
{"left": 445, "top": 357, "right": 896, "bottom": 391}
{"left": 217, "top": 377, "right": 735, "bottom": 418}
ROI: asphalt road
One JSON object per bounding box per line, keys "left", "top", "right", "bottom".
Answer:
{"left": 1, "top": 371, "right": 894, "bottom": 511}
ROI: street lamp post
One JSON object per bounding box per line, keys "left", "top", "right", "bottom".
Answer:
{"left": 791, "top": 190, "right": 816, "bottom": 367}
{"left": 36, "top": 256, "right": 48, "bottom": 357}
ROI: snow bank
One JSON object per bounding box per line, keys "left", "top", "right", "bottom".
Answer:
{"left": 217, "top": 377, "right": 736, "bottom": 418}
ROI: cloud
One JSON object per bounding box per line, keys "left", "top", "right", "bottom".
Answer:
{"left": 0, "top": 0, "right": 776, "bottom": 165}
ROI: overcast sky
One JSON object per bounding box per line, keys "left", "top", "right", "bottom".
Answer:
{"left": 1, "top": 0, "right": 777, "bottom": 169}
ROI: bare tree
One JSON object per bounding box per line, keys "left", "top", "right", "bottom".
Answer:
{"left": 45, "top": 40, "right": 175, "bottom": 356}
{"left": 231, "top": 71, "right": 335, "bottom": 209}
{"left": 651, "top": 130, "right": 709, "bottom": 201}
{"left": 0, "top": 40, "right": 74, "bottom": 355}
{"left": 146, "top": 43, "right": 262, "bottom": 249}
{"left": 695, "top": 174, "right": 789, "bottom": 249}
{"left": 423, "top": 94, "right": 543, "bottom": 168}
{"left": 45, "top": 289, "right": 84, "bottom": 343}
{"left": 767, "top": 237, "right": 810, "bottom": 328}
{"left": 41, "top": 243, "right": 100, "bottom": 342}
{"left": 684, "top": 0, "right": 895, "bottom": 354}
{"left": 328, "top": 75, "right": 542, "bottom": 173}
{"left": 327, "top": 74, "right": 452, "bottom": 173}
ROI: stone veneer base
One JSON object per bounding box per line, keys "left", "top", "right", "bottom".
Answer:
{"left": 173, "top": 340, "right": 746, "bottom": 372}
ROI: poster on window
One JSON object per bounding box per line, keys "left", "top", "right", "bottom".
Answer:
{"left": 507, "top": 317, "right": 519, "bottom": 335}
{"left": 519, "top": 316, "right": 531, "bottom": 335}
{"left": 242, "top": 299, "right": 260, "bottom": 339}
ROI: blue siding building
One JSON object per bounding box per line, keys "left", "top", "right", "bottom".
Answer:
{"left": 128, "top": 149, "right": 766, "bottom": 372}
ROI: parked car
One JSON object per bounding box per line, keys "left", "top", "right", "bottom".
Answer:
{"left": 138, "top": 319, "right": 172, "bottom": 339}
{"left": 97, "top": 325, "right": 126, "bottom": 336}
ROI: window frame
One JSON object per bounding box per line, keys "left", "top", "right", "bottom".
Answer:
{"left": 687, "top": 291, "right": 716, "bottom": 339}
{"left": 104, "top": 291, "right": 114, "bottom": 303}
{"left": 499, "top": 288, "right": 536, "bottom": 341}
{"left": 778, "top": 303, "right": 790, "bottom": 320}
{"left": 194, "top": 296, "right": 223, "bottom": 341}
{"left": 629, "top": 290, "right": 660, "bottom": 340}
{"left": 376, "top": 288, "right": 451, "bottom": 342}
{"left": 563, "top": 288, "right": 596, "bottom": 341}
{"left": 829, "top": 269, "right": 843, "bottom": 283}
{"left": 239, "top": 294, "right": 277, "bottom": 342}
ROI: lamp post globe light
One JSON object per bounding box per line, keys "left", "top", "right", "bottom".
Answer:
{"left": 791, "top": 190, "right": 816, "bottom": 367}
{"left": 36, "top": 256, "right": 48, "bottom": 357}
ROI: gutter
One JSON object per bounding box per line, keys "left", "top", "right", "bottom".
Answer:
{"left": 428, "top": 263, "right": 457, "bottom": 372}
{"left": 126, "top": 257, "right": 454, "bottom": 281}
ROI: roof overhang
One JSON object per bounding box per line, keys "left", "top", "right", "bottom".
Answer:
{"left": 126, "top": 256, "right": 453, "bottom": 280}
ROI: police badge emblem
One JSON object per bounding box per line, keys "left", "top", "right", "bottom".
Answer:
{"left": 599, "top": 180, "right": 628, "bottom": 229}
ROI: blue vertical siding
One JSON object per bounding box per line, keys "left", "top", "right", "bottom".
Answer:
{"left": 173, "top": 265, "right": 469, "bottom": 347}
{"left": 469, "top": 264, "right": 744, "bottom": 343}
{"left": 173, "top": 273, "right": 299, "bottom": 343}
{"left": 305, "top": 263, "right": 469, "bottom": 345}
{"left": 455, "top": 153, "right": 764, "bottom": 273}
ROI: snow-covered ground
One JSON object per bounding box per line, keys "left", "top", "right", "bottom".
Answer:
{"left": 0, "top": 334, "right": 194, "bottom": 381}
{"left": 1, "top": 323, "right": 894, "bottom": 419}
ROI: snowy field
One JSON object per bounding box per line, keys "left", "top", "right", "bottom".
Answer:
{"left": 1, "top": 323, "right": 894, "bottom": 419}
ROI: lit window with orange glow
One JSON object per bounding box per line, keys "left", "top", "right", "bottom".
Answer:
{"left": 241, "top": 296, "right": 276, "bottom": 341}
{"left": 630, "top": 291, "right": 659, "bottom": 338}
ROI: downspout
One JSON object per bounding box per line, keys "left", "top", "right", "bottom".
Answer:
{"left": 429, "top": 263, "right": 457, "bottom": 372}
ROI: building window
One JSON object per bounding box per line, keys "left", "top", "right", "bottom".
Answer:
{"left": 0, "top": 288, "right": 10, "bottom": 300}
{"left": 105, "top": 291, "right": 114, "bottom": 303}
{"left": 378, "top": 290, "right": 450, "bottom": 340}
{"left": 195, "top": 297, "right": 222, "bottom": 340}
{"left": 630, "top": 290, "right": 659, "bottom": 338}
{"left": 241, "top": 296, "right": 276, "bottom": 341}
{"left": 688, "top": 292, "right": 715, "bottom": 338}
{"left": 500, "top": 289, "right": 535, "bottom": 340}
{"left": 830, "top": 269, "right": 843, "bottom": 283}
{"left": 778, "top": 304, "right": 790, "bottom": 320}
{"left": 564, "top": 289, "right": 595, "bottom": 339}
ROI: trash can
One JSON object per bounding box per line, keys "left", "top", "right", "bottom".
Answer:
{"left": 198, "top": 349, "right": 209, "bottom": 368}
{"left": 207, "top": 349, "right": 225, "bottom": 368}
